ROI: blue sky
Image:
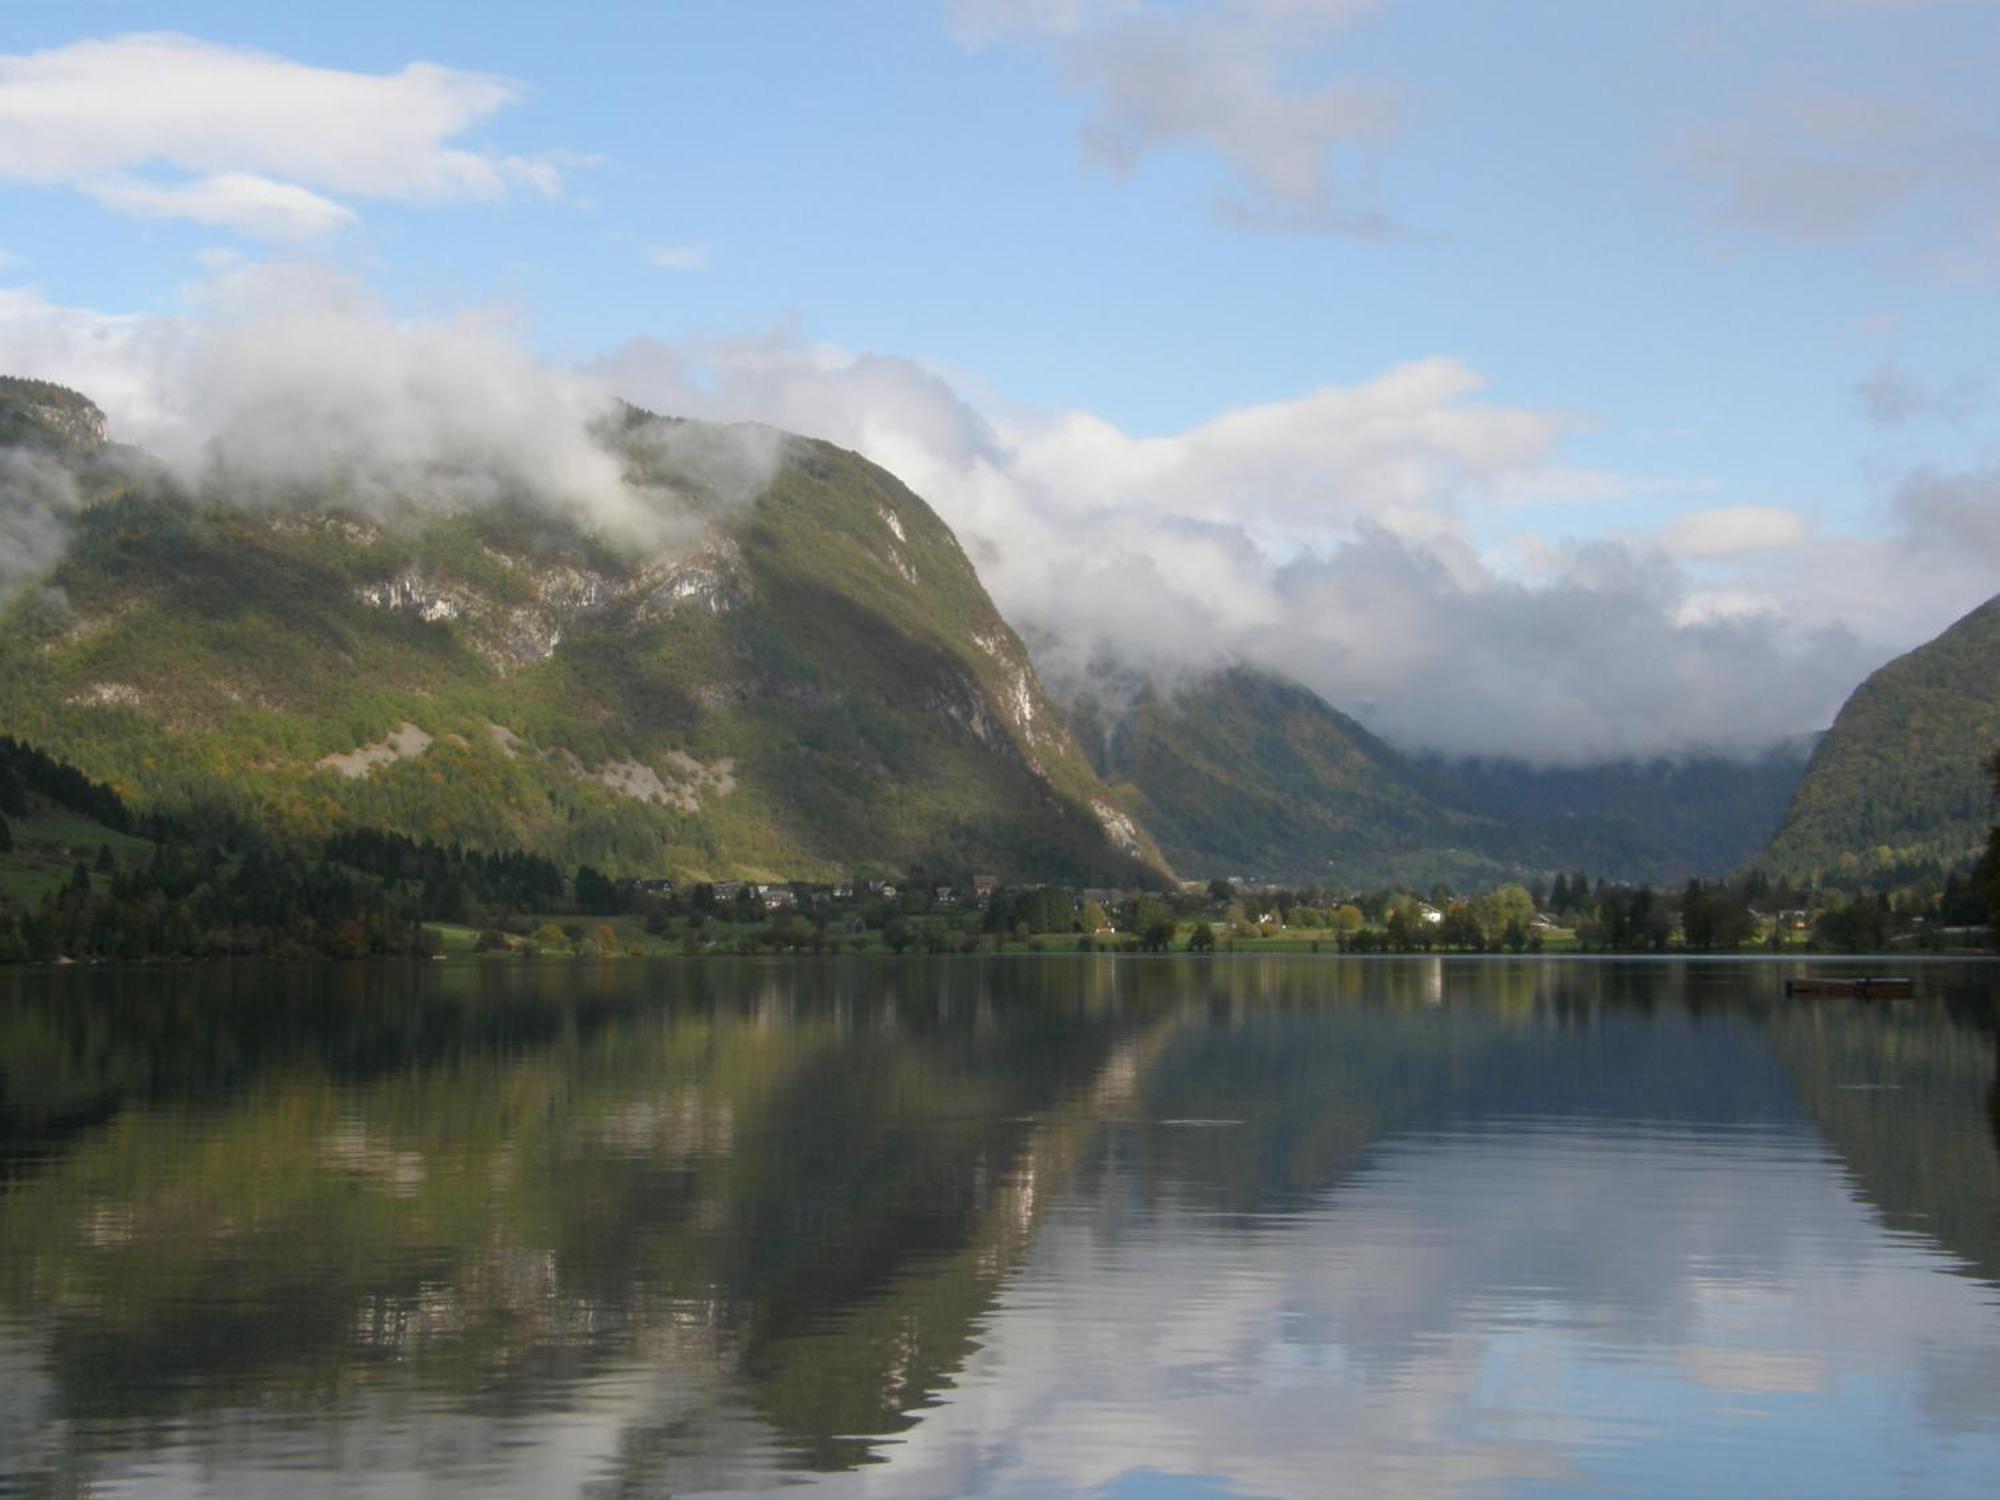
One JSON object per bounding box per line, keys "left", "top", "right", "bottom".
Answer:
{"left": 2, "top": 1, "right": 1996, "bottom": 757}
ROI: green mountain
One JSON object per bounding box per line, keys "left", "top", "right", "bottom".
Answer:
{"left": 1763, "top": 593, "right": 2000, "bottom": 881}
{"left": 0, "top": 384, "right": 1166, "bottom": 885}
{"left": 1433, "top": 747, "right": 1810, "bottom": 883}
{"left": 1072, "top": 666, "right": 1808, "bottom": 887}
{"left": 1068, "top": 667, "right": 1501, "bottom": 887}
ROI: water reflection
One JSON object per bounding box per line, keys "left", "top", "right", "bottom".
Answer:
{"left": 0, "top": 957, "right": 1997, "bottom": 1497}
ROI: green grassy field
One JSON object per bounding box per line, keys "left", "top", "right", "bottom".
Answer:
{"left": 0, "top": 809, "right": 155, "bottom": 905}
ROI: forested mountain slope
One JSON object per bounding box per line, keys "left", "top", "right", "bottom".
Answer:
{"left": 1068, "top": 667, "right": 1492, "bottom": 887}
{"left": 0, "top": 382, "right": 1166, "bottom": 885}
{"left": 1763, "top": 594, "right": 2000, "bottom": 881}
{"left": 1436, "top": 747, "right": 1810, "bottom": 883}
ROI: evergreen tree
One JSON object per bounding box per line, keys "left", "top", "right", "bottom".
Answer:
{"left": 574, "top": 864, "right": 620, "bottom": 915}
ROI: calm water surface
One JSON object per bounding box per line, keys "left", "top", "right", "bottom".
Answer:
{"left": 2, "top": 956, "right": 1998, "bottom": 1498}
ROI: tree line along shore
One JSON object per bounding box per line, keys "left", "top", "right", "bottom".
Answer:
{"left": 2, "top": 735, "right": 1995, "bottom": 965}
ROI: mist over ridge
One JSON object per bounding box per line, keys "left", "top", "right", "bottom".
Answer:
{"left": 1, "top": 260, "right": 1991, "bottom": 769}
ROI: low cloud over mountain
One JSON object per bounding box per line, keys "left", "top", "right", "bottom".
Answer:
{"left": 2, "top": 264, "right": 1991, "bottom": 765}
{"left": 597, "top": 329, "right": 1974, "bottom": 763}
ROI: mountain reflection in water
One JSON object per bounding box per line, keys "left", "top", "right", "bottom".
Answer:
{"left": 1, "top": 957, "right": 1997, "bottom": 1498}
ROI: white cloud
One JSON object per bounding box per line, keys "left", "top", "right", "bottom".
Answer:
{"left": 644, "top": 244, "right": 709, "bottom": 272}
{"left": 0, "top": 33, "right": 579, "bottom": 238}
{"left": 1494, "top": 469, "right": 1704, "bottom": 509}
{"left": 82, "top": 172, "right": 357, "bottom": 240}
{"left": 0, "top": 448, "right": 82, "bottom": 602}
{"left": 0, "top": 268, "right": 783, "bottom": 555}
{"left": 0, "top": 286, "right": 165, "bottom": 430}
{"left": 1008, "top": 356, "right": 1562, "bottom": 544}
{"left": 953, "top": 0, "right": 1401, "bottom": 232}
{"left": 1659, "top": 505, "right": 1810, "bottom": 558}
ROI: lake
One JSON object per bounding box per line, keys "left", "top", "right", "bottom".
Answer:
{"left": 2, "top": 956, "right": 1998, "bottom": 1498}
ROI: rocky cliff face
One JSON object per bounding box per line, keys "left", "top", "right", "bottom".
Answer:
{"left": 0, "top": 377, "right": 108, "bottom": 453}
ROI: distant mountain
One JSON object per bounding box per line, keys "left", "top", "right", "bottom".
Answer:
{"left": 1072, "top": 666, "right": 1811, "bottom": 887}
{"left": 1433, "top": 747, "right": 1812, "bottom": 884}
{"left": 1763, "top": 594, "right": 2000, "bottom": 881}
{"left": 0, "top": 384, "right": 1167, "bottom": 886}
{"left": 1068, "top": 667, "right": 1496, "bottom": 888}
